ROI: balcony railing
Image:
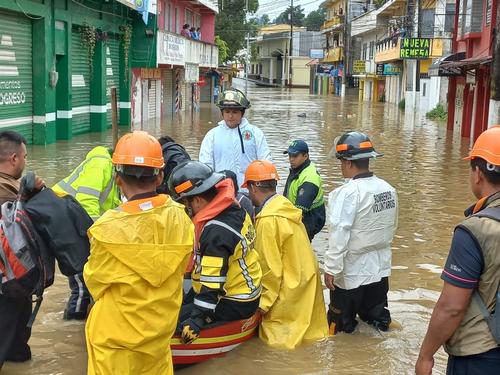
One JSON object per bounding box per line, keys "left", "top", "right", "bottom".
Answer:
{"left": 322, "top": 46, "right": 343, "bottom": 63}
{"left": 320, "top": 16, "right": 344, "bottom": 31}
{"left": 157, "top": 30, "right": 218, "bottom": 68}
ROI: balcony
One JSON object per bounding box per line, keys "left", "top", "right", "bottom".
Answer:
{"left": 322, "top": 46, "right": 343, "bottom": 63}
{"left": 157, "top": 30, "right": 218, "bottom": 68}
{"left": 321, "top": 16, "right": 344, "bottom": 32}
{"left": 375, "top": 37, "right": 444, "bottom": 63}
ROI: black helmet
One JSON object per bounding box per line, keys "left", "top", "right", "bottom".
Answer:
{"left": 168, "top": 161, "right": 224, "bottom": 200}
{"left": 216, "top": 88, "right": 251, "bottom": 110}
{"left": 333, "top": 131, "right": 383, "bottom": 160}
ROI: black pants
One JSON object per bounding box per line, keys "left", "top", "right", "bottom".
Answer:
{"left": 447, "top": 347, "right": 500, "bottom": 375}
{"left": 64, "top": 272, "right": 91, "bottom": 320}
{"left": 328, "top": 277, "right": 391, "bottom": 334}
{"left": 0, "top": 295, "right": 32, "bottom": 369}
{"left": 179, "top": 288, "right": 259, "bottom": 326}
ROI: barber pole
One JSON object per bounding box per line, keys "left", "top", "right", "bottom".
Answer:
{"left": 175, "top": 69, "right": 181, "bottom": 113}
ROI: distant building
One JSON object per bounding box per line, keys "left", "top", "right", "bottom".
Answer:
{"left": 250, "top": 25, "right": 323, "bottom": 87}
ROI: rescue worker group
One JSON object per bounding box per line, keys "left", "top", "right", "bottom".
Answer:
{"left": 0, "top": 87, "right": 499, "bottom": 375}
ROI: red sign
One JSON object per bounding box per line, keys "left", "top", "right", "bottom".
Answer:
{"left": 198, "top": 76, "right": 206, "bottom": 87}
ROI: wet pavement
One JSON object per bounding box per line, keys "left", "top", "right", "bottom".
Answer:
{"left": 3, "top": 80, "right": 474, "bottom": 374}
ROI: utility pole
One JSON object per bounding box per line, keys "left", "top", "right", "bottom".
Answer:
{"left": 342, "top": 0, "right": 349, "bottom": 97}
{"left": 414, "top": 0, "right": 421, "bottom": 105}
{"left": 489, "top": 1, "right": 500, "bottom": 125}
{"left": 245, "top": 0, "right": 249, "bottom": 95}
{"left": 289, "top": 0, "right": 293, "bottom": 87}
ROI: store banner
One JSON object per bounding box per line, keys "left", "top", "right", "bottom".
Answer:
{"left": 157, "top": 31, "right": 186, "bottom": 66}
{"left": 400, "top": 38, "right": 431, "bottom": 59}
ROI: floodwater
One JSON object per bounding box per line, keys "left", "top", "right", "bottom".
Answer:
{"left": 3, "top": 80, "right": 474, "bottom": 375}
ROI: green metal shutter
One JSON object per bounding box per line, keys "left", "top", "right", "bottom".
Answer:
{"left": 71, "top": 28, "right": 90, "bottom": 135}
{"left": 0, "top": 11, "right": 33, "bottom": 143}
{"left": 106, "top": 36, "right": 120, "bottom": 128}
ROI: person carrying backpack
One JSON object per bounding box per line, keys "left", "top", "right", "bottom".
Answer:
{"left": 0, "top": 131, "right": 46, "bottom": 368}
{"left": 416, "top": 126, "right": 500, "bottom": 375}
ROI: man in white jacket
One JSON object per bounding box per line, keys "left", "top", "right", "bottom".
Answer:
{"left": 324, "top": 131, "right": 398, "bottom": 334}
{"left": 199, "top": 88, "right": 272, "bottom": 190}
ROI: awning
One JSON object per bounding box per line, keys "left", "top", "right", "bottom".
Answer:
{"left": 306, "top": 59, "right": 319, "bottom": 66}
{"left": 429, "top": 53, "right": 491, "bottom": 77}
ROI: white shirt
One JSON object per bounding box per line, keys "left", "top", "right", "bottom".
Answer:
{"left": 199, "top": 118, "right": 272, "bottom": 189}
{"left": 325, "top": 174, "right": 398, "bottom": 290}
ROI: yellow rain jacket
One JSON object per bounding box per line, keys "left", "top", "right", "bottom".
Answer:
{"left": 83, "top": 194, "right": 194, "bottom": 375}
{"left": 255, "top": 194, "right": 328, "bottom": 349}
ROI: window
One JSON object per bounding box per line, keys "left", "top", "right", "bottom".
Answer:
{"left": 362, "top": 42, "right": 367, "bottom": 60}
{"left": 369, "top": 41, "right": 374, "bottom": 59}
{"left": 175, "top": 7, "right": 180, "bottom": 33}
{"left": 444, "top": 3, "right": 455, "bottom": 33}
{"left": 421, "top": 8, "right": 435, "bottom": 38}
{"left": 195, "top": 13, "right": 201, "bottom": 28}
{"left": 185, "top": 9, "right": 193, "bottom": 26}
{"left": 164, "top": 3, "right": 171, "bottom": 31}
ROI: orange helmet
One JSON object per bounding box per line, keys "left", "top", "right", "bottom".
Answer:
{"left": 242, "top": 160, "right": 279, "bottom": 188}
{"left": 112, "top": 131, "right": 165, "bottom": 170}
{"left": 464, "top": 125, "right": 500, "bottom": 166}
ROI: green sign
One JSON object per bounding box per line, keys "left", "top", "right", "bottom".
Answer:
{"left": 400, "top": 38, "right": 431, "bottom": 59}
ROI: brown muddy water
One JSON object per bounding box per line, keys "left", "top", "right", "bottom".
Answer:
{"left": 3, "top": 80, "right": 474, "bottom": 375}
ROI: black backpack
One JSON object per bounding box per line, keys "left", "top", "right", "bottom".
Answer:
{"left": 23, "top": 187, "right": 93, "bottom": 277}
{"left": 158, "top": 141, "right": 191, "bottom": 195}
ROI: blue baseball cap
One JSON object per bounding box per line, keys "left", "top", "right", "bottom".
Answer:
{"left": 284, "top": 140, "right": 309, "bottom": 155}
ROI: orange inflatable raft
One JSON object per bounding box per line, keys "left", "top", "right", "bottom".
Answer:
{"left": 171, "top": 313, "right": 260, "bottom": 365}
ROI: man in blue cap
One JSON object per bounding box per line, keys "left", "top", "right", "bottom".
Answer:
{"left": 283, "top": 139, "right": 326, "bottom": 241}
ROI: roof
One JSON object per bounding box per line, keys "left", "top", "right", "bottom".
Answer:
{"left": 259, "top": 24, "right": 307, "bottom": 35}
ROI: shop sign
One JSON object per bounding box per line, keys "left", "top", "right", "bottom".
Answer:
{"left": 198, "top": 76, "right": 206, "bottom": 87}
{"left": 140, "top": 68, "right": 161, "bottom": 79}
{"left": 0, "top": 35, "right": 26, "bottom": 106}
{"left": 310, "top": 48, "right": 324, "bottom": 59}
{"left": 353, "top": 60, "right": 366, "bottom": 74}
{"left": 383, "top": 64, "right": 402, "bottom": 75}
{"left": 376, "top": 64, "right": 384, "bottom": 76}
{"left": 317, "top": 64, "right": 333, "bottom": 74}
{"left": 400, "top": 38, "right": 431, "bottom": 59}
{"left": 185, "top": 63, "right": 199, "bottom": 83}
{"left": 158, "top": 31, "right": 185, "bottom": 66}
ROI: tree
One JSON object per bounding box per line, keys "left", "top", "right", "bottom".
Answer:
{"left": 259, "top": 14, "right": 270, "bottom": 26}
{"left": 215, "top": 35, "right": 230, "bottom": 64}
{"left": 215, "top": 0, "right": 259, "bottom": 62}
{"left": 274, "top": 5, "right": 305, "bottom": 26}
{"left": 304, "top": 8, "right": 326, "bottom": 31}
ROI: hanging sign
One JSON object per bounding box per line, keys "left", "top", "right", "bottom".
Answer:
{"left": 400, "top": 38, "right": 431, "bottom": 59}
{"left": 353, "top": 60, "right": 366, "bottom": 74}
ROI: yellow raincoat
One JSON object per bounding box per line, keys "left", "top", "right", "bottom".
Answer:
{"left": 255, "top": 194, "right": 328, "bottom": 349}
{"left": 83, "top": 194, "right": 194, "bottom": 375}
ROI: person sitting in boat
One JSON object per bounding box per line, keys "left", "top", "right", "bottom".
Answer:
{"left": 169, "top": 161, "right": 262, "bottom": 345}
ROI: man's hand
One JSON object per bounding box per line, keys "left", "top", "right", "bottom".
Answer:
{"left": 34, "top": 176, "right": 46, "bottom": 191}
{"left": 415, "top": 354, "right": 434, "bottom": 375}
{"left": 180, "top": 318, "right": 202, "bottom": 344}
{"left": 324, "top": 273, "right": 335, "bottom": 290}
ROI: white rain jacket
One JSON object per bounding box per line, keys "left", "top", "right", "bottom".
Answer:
{"left": 199, "top": 118, "right": 272, "bottom": 189}
{"left": 325, "top": 174, "right": 398, "bottom": 290}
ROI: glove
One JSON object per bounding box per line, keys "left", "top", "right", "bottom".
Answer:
{"left": 180, "top": 318, "right": 203, "bottom": 344}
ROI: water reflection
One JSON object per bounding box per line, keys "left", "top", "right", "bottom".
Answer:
{"left": 4, "top": 80, "right": 473, "bottom": 375}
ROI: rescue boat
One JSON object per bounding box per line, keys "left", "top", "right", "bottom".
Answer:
{"left": 171, "top": 313, "right": 260, "bottom": 365}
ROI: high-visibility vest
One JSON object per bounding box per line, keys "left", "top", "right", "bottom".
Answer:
{"left": 53, "top": 146, "right": 120, "bottom": 220}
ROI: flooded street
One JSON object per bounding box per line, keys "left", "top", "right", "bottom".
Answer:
{"left": 3, "top": 81, "right": 474, "bottom": 375}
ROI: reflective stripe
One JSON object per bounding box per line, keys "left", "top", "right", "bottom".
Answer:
{"left": 227, "top": 286, "right": 262, "bottom": 300}
{"left": 99, "top": 175, "right": 115, "bottom": 207}
{"left": 77, "top": 186, "right": 101, "bottom": 198}
{"left": 205, "top": 219, "right": 248, "bottom": 256}
{"left": 194, "top": 298, "right": 217, "bottom": 310}
{"left": 55, "top": 180, "right": 77, "bottom": 196}
{"left": 238, "top": 257, "right": 257, "bottom": 292}
{"left": 200, "top": 275, "right": 227, "bottom": 283}
{"left": 74, "top": 273, "right": 85, "bottom": 313}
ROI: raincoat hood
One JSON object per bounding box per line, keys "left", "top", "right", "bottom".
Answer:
{"left": 86, "top": 145, "right": 112, "bottom": 159}
{"left": 257, "top": 194, "right": 303, "bottom": 224}
{"left": 88, "top": 195, "right": 193, "bottom": 287}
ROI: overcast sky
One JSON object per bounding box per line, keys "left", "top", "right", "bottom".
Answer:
{"left": 255, "top": 0, "right": 324, "bottom": 20}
